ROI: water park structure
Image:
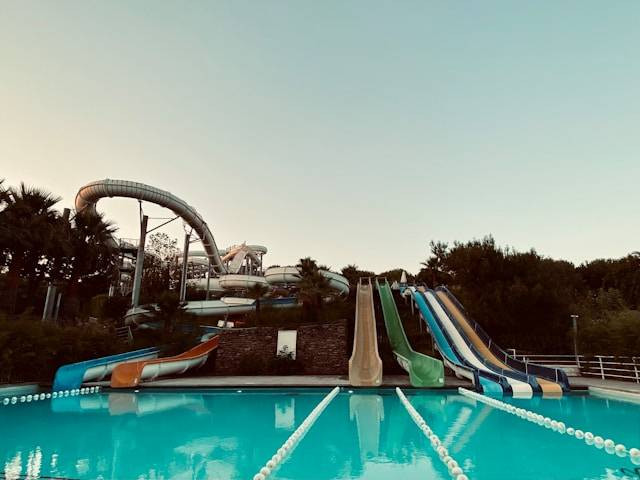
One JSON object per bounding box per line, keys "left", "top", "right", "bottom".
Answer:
{"left": 3, "top": 178, "right": 640, "bottom": 480}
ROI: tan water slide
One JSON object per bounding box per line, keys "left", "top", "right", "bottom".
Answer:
{"left": 435, "top": 291, "right": 563, "bottom": 396}
{"left": 349, "top": 278, "right": 383, "bottom": 386}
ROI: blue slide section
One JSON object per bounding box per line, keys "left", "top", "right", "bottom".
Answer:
{"left": 407, "top": 287, "right": 507, "bottom": 395}
{"left": 53, "top": 347, "right": 159, "bottom": 391}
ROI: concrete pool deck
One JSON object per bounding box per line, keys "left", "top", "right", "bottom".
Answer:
{"left": 84, "top": 375, "right": 640, "bottom": 393}
{"left": 88, "top": 375, "right": 474, "bottom": 389}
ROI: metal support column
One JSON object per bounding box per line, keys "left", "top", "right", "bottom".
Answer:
{"left": 131, "top": 215, "right": 148, "bottom": 308}
{"left": 179, "top": 231, "right": 191, "bottom": 302}
{"left": 205, "top": 258, "right": 211, "bottom": 301}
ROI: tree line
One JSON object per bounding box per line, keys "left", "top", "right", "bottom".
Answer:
{"left": 2, "top": 180, "right": 638, "bottom": 356}
{"left": 416, "top": 236, "right": 640, "bottom": 355}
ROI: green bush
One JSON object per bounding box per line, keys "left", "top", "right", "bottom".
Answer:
{"left": 0, "top": 316, "right": 127, "bottom": 384}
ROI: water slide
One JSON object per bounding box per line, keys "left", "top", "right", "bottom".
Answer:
{"left": 348, "top": 278, "right": 383, "bottom": 386}
{"left": 52, "top": 347, "right": 159, "bottom": 391}
{"left": 375, "top": 278, "right": 444, "bottom": 387}
{"left": 423, "top": 289, "right": 535, "bottom": 397}
{"left": 76, "top": 179, "right": 227, "bottom": 273}
{"left": 76, "top": 180, "right": 349, "bottom": 321}
{"left": 435, "top": 287, "right": 569, "bottom": 395}
{"left": 264, "top": 266, "right": 350, "bottom": 295}
{"left": 110, "top": 335, "right": 220, "bottom": 388}
{"left": 405, "top": 287, "right": 506, "bottom": 395}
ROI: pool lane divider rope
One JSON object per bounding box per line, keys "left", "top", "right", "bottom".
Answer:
{"left": 252, "top": 386, "right": 341, "bottom": 480}
{"left": 1, "top": 386, "right": 101, "bottom": 406}
{"left": 458, "top": 387, "right": 640, "bottom": 465}
{"left": 396, "top": 387, "right": 470, "bottom": 480}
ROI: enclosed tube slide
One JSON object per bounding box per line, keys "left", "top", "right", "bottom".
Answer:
{"left": 264, "top": 266, "right": 350, "bottom": 295}
{"left": 424, "top": 289, "right": 534, "bottom": 398}
{"left": 405, "top": 287, "right": 505, "bottom": 395}
{"left": 110, "top": 335, "right": 220, "bottom": 388}
{"left": 52, "top": 347, "right": 159, "bottom": 391}
{"left": 435, "top": 287, "right": 567, "bottom": 395}
{"left": 349, "top": 278, "right": 382, "bottom": 386}
{"left": 75, "top": 179, "right": 228, "bottom": 273}
{"left": 375, "top": 278, "right": 444, "bottom": 387}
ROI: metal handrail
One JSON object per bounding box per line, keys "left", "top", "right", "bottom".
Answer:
{"left": 509, "top": 352, "right": 640, "bottom": 383}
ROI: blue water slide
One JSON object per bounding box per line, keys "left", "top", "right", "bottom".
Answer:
{"left": 423, "top": 288, "right": 539, "bottom": 397}
{"left": 53, "top": 347, "right": 159, "bottom": 391}
{"left": 406, "top": 287, "right": 506, "bottom": 395}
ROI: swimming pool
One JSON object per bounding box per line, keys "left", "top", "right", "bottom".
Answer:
{"left": 1, "top": 388, "right": 639, "bottom": 479}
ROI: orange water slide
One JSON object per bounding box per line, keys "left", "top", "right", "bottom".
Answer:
{"left": 110, "top": 335, "right": 220, "bottom": 388}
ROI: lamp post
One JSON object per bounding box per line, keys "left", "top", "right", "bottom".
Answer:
{"left": 571, "top": 314, "right": 580, "bottom": 368}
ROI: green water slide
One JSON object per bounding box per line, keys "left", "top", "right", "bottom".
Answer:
{"left": 376, "top": 278, "right": 444, "bottom": 387}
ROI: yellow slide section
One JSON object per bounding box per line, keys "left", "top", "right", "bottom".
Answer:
{"left": 111, "top": 336, "right": 220, "bottom": 388}
{"left": 349, "top": 278, "right": 383, "bottom": 386}
{"left": 435, "top": 291, "right": 563, "bottom": 396}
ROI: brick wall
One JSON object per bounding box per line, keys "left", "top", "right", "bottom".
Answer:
{"left": 213, "top": 320, "right": 348, "bottom": 375}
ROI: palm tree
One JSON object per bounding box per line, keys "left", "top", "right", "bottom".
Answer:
{"left": 247, "top": 283, "right": 270, "bottom": 321}
{"left": 62, "top": 211, "right": 118, "bottom": 319}
{"left": 0, "top": 183, "right": 63, "bottom": 313}
{"left": 296, "top": 257, "right": 332, "bottom": 321}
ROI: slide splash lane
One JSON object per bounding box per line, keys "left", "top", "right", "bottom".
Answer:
{"left": 423, "top": 288, "right": 534, "bottom": 397}
{"left": 436, "top": 287, "right": 567, "bottom": 396}
{"left": 376, "top": 278, "right": 444, "bottom": 387}
{"left": 349, "top": 277, "right": 382, "bottom": 386}
{"left": 405, "top": 287, "right": 505, "bottom": 395}
{"left": 110, "top": 336, "right": 220, "bottom": 388}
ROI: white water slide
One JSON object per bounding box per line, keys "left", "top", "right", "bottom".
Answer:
{"left": 423, "top": 290, "right": 533, "bottom": 398}
{"left": 76, "top": 179, "right": 349, "bottom": 320}
{"left": 76, "top": 179, "right": 228, "bottom": 273}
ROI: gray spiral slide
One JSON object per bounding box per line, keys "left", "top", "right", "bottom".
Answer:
{"left": 75, "top": 179, "right": 227, "bottom": 274}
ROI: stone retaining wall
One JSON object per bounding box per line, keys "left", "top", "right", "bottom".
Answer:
{"left": 213, "top": 320, "right": 348, "bottom": 375}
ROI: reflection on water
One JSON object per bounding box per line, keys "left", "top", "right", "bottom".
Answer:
{"left": 275, "top": 397, "right": 295, "bottom": 431}
{"left": 1, "top": 391, "right": 639, "bottom": 479}
{"left": 349, "top": 394, "right": 383, "bottom": 459}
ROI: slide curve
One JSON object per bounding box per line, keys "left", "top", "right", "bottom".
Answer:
{"left": 76, "top": 179, "right": 228, "bottom": 273}
{"left": 375, "top": 278, "right": 444, "bottom": 387}
{"left": 110, "top": 336, "right": 220, "bottom": 388}
{"left": 52, "top": 347, "right": 159, "bottom": 391}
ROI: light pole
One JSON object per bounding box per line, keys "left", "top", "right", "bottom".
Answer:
{"left": 571, "top": 314, "right": 580, "bottom": 368}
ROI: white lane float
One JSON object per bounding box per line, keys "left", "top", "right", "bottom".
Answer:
{"left": 396, "top": 387, "right": 469, "bottom": 480}
{"left": 459, "top": 387, "right": 640, "bottom": 465}
{"left": 252, "top": 386, "right": 341, "bottom": 480}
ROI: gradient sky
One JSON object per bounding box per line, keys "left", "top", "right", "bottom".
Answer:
{"left": 1, "top": 1, "right": 639, "bottom": 273}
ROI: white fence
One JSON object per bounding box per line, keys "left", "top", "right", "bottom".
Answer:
{"left": 507, "top": 352, "right": 640, "bottom": 384}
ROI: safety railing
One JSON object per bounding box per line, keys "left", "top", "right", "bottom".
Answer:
{"left": 508, "top": 352, "right": 640, "bottom": 384}
{"left": 115, "top": 325, "right": 133, "bottom": 342}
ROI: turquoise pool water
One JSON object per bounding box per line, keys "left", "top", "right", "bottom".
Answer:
{"left": 1, "top": 389, "right": 639, "bottom": 479}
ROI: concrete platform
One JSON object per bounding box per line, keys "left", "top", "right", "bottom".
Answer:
{"left": 85, "top": 375, "right": 640, "bottom": 393}
{"left": 90, "top": 375, "right": 473, "bottom": 390}
{"left": 569, "top": 376, "right": 640, "bottom": 394}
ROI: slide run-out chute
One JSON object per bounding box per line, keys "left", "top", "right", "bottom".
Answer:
{"left": 349, "top": 277, "right": 382, "bottom": 386}
{"left": 434, "top": 286, "right": 568, "bottom": 395}
{"left": 376, "top": 278, "right": 444, "bottom": 387}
